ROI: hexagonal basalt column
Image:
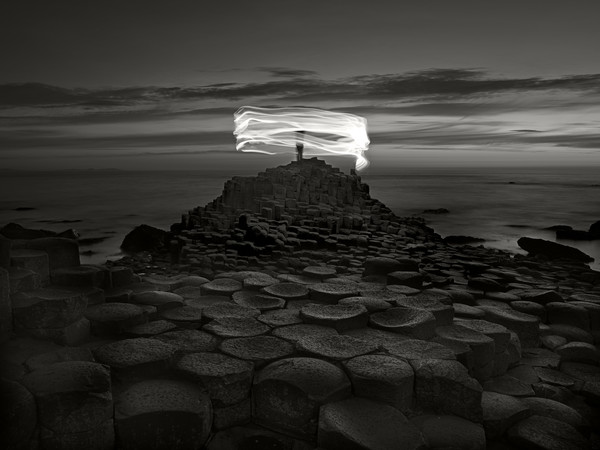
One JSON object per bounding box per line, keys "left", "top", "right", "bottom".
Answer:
{"left": 253, "top": 357, "right": 351, "bottom": 439}
{"left": 299, "top": 303, "right": 369, "bottom": 332}
{"left": 114, "top": 379, "right": 212, "bottom": 450}
{"left": 369, "top": 307, "right": 436, "bottom": 340}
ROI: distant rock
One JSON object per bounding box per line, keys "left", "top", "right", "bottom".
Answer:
{"left": 422, "top": 208, "right": 450, "bottom": 215}
{"left": 121, "top": 224, "right": 168, "bottom": 254}
{"left": 517, "top": 237, "right": 593, "bottom": 263}
{"left": 0, "top": 223, "right": 78, "bottom": 240}
{"left": 444, "top": 235, "right": 485, "bottom": 245}
{"left": 589, "top": 220, "right": 600, "bottom": 238}
{"left": 556, "top": 229, "right": 595, "bottom": 240}
{"left": 545, "top": 225, "right": 572, "bottom": 232}
{"left": 13, "top": 207, "right": 36, "bottom": 211}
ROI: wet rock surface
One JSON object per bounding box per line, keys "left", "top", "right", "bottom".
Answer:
{"left": 2, "top": 159, "right": 599, "bottom": 449}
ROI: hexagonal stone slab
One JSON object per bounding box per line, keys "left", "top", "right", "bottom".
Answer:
{"left": 125, "top": 320, "right": 177, "bottom": 338}
{"left": 395, "top": 295, "right": 454, "bottom": 326}
{"left": 129, "top": 291, "right": 184, "bottom": 313}
{"left": 308, "top": 282, "right": 359, "bottom": 303}
{"left": 299, "top": 303, "right": 368, "bottom": 332}
{"left": 242, "top": 274, "right": 279, "bottom": 290}
{"left": 154, "top": 329, "right": 219, "bottom": 354}
{"left": 343, "top": 327, "right": 410, "bottom": 349}
{"left": 410, "top": 414, "right": 486, "bottom": 450}
{"left": 521, "top": 397, "right": 587, "bottom": 433}
{"left": 369, "top": 307, "right": 436, "bottom": 340}
{"left": 478, "top": 306, "right": 539, "bottom": 348}
{"left": 483, "top": 374, "right": 535, "bottom": 397}
{"left": 200, "top": 278, "right": 243, "bottom": 297}
{"left": 115, "top": 379, "right": 212, "bottom": 450}
{"left": 434, "top": 324, "right": 496, "bottom": 368}
{"left": 233, "top": 294, "right": 285, "bottom": 311}
{"left": 411, "top": 358, "right": 483, "bottom": 423}
{"left": 384, "top": 339, "right": 456, "bottom": 362}
{"left": 202, "top": 303, "right": 260, "bottom": 321}
{"left": 363, "top": 257, "right": 419, "bottom": 277}
{"left": 296, "top": 334, "right": 377, "bottom": 361}
{"left": 93, "top": 338, "right": 177, "bottom": 378}
{"left": 219, "top": 336, "right": 295, "bottom": 366}
{"left": 387, "top": 271, "right": 424, "bottom": 289}
{"left": 22, "top": 361, "right": 113, "bottom": 446}
{"left": 12, "top": 288, "right": 87, "bottom": 329}
{"left": 555, "top": 341, "right": 600, "bottom": 365}
{"left": 253, "top": 357, "right": 351, "bottom": 438}
{"left": 176, "top": 352, "right": 253, "bottom": 406}
{"left": 203, "top": 317, "right": 270, "bottom": 338}
{"left": 507, "top": 415, "right": 589, "bottom": 450}
{"left": 455, "top": 318, "right": 511, "bottom": 353}
{"left": 345, "top": 355, "right": 414, "bottom": 412}
{"left": 338, "top": 295, "right": 391, "bottom": 312}
{"left": 318, "top": 397, "right": 425, "bottom": 450}
{"left": 481, "top": 391, "right": 530, "bottom": 439}
{"left": 158, "top": 305, "right": 203, "bottom": 329}
{"left": 262, "top": 282, "right": 309, "bottom": 300}
{"left": 272, "top": 324, "right": 338, "bottom": 343}
{"left": 185, "top": 295, "right": 232, "bottom": 310}
{"left": 85, "top": 303, "right": 148, "bottom": 337}
{"left": 257, "top": 309, "right": 302, "bottom": 327}
{"left": 302, "top": 265, "right": 337, "bottom": 280}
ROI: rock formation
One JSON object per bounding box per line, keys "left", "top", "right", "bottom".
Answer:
{"left": 1, "top": 158, "right": 599, "bottom": 450}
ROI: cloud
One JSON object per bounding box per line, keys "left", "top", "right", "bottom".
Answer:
{"left": 4, "top": 69, "right": 599, "bottom": 108}
{"left": 257, "top": 67, "right": 319, "bottom": 78}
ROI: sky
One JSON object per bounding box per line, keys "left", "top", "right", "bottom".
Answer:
{"left": 1, "top": 0, "right": 599, "bottom": 172}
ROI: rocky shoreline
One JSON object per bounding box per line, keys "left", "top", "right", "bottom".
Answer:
{"left": 1, "top": 158, "right": 599, "bottom": 450}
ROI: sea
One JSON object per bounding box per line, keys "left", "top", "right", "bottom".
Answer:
{"left": 1, "top": 166, "right": 599, "bottom": 270}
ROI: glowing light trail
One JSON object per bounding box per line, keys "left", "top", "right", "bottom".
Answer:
{"left": 233, "top": 106, "right": 370, "bottom": 170}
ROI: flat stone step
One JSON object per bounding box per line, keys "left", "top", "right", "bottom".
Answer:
{"left": 308, "top": 282, "right": 359, "bottom": 303}
{"left": 233, "top": 294, "right": 285, "bottom": 311}
{"left": 158, "top": 305, "right": 203, "bottom": 329}
{"left": 154, "top": 329, "right": 219, "bottom": 353}
{"left": 93, "top": 337, "right": 177, "bottom": 379}
{"left": 257, "top": 309, "right": 302, "bottom": 327}
{"left": 203, "top": 317, "right": 270, "bottom": 338}
{"left": 129, "top": 291, "right": 184, "bottom": 313}
{"left": 299, "top": 303, "right": 369, "bottom": 332}
{"left": 296, "top": 334, "right": 377, "bottom": 361}
{"left": 262, "top": 282, "right": 310, "bottom": 300}
{"left": 85, "top": 303, "right": 148, "bottom": 336}
{"left": 384, "top": 338, "right": 456, "bottom": 362}
{"left": 369, "top": 307, "right": 436, "bottom": 340}
{"left": 272, "top": 323, "right": 338, "bottom": 343}
{"left": 200, "top": 278, "right": 243, "bottom": 297}
{"left": 410, "top": 414, "right": 486, "bottom": 450}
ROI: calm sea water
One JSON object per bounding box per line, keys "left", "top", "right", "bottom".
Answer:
{"left": 1, "top": 166, "right": 599, "bottom": 270}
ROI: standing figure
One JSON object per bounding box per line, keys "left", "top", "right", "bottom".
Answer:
{"left": 296, "top": 130, "right": 305, "bottom": 163}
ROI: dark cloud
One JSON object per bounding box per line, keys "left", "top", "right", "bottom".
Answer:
{"left": 258, "top": 67, "right": 319, "bottom": 78}
{"left": 4, "top": 69, "right": 600, "bottom": 108}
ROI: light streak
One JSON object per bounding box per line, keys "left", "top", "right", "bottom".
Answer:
{"left": 233, "top": 106, "right": 370, "bottom": 170}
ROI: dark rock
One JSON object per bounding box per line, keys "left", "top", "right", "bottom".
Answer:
{"left": 318, "top": 397, "right": 426, "bottom": 450}
{"left": 507, "top": 415, "right": 590, "bottom": 450}
{"left": 444, "top": 235, "right": 485, "bottom": 245}
{"left": 120, "top": 224, "right": 168, "bottom": 253}
{"left": 517, "top": 237, "right": 593, "bottom": 262}
{"left": 422, "top": 208, "right": 449, "bottom": 214}
{"left": 589, "top": 220, "right": 600, "bottom": 238}
{"left": 556, "top": 228, "right": 595, "bottom": 240}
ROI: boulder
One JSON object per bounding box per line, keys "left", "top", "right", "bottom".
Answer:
{"left": 115, "top": 379, "right": 212, "bottom": 450}
{"left": 517, "top": 237, "right": 593, "bottom": 262}
{"left": 481, "top": 391, "right": 530, "bottom": 440}
{"left": 318, "top": 397, "right": 426, "bottom": 450}
{"left": 14, "top": 237, "right": 80, "bottom": 271}
{"left": 253, "top": 357, "right": 351, "bottom": 438}
{"left": 12, "top": 287, "right": 87, "bottom": 330}
{"left": 120, "top": 224, "right": 167, "bottom": 253}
